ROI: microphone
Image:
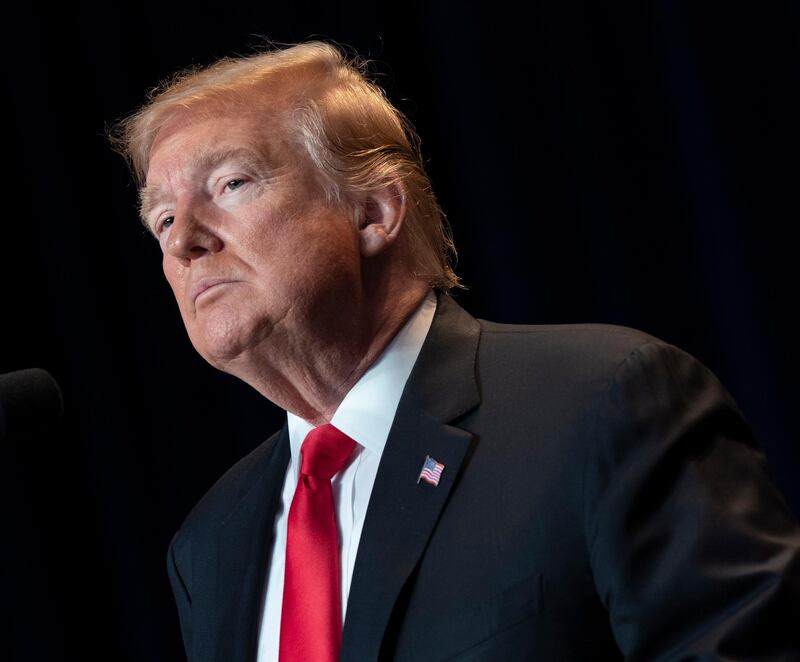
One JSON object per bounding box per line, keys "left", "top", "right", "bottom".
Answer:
{"left": 0, "top": 368, "right": 64, "bottom": 441}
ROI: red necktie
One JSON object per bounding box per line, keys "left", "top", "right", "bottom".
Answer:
{"left": 279, "top": 423, "right": 357, "bottom": 662}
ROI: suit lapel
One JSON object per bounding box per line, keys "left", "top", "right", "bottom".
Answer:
{"left": 210, "top": 425, "right": 290, "bottom": 662}
{"left": 341, "top": 293, "right": 482, "bottom": 662}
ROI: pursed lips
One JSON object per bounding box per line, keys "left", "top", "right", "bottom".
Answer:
{"left": 189, "top": 277, "right": 239, "bottom": 305}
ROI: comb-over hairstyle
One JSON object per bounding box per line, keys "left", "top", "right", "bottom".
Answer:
{"left": 112, "top": 41, "right": 461, "bottom": 291}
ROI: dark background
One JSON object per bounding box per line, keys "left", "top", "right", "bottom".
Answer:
{"left": 2, "top": 2, "right": 798, "bottom": 660}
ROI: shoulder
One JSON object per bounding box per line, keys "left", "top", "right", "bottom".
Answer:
{"left": 434, "top": 294, "right": 726, "bottom": 418}
{"left": 438, "top": 294, "right": 682, "bottom": 383}
{"left": 476, "top": 318, "right": 687, "bottom": 382}
{"left": 470, "top": 317, "right": 744, "bottom": 431}
{"left": 479, "top": 318, "right": 658, "bottom": 351}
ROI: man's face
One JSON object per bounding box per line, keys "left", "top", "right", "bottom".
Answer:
{"left": 143, "top": 101, "right": 363, "bottom": 372}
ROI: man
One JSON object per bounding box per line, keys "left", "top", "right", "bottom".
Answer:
{"left": 115, "top": 42, "right": 800, "bottom": 661}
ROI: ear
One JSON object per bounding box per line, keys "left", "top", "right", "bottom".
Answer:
{"left": 356, "top": 182, "right": 407, "bottom": 258}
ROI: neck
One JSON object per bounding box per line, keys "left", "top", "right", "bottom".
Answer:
{"left": 228, "top": 278, "right": 431, "bottom": 426}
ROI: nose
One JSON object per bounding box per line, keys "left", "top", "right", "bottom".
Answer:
{"left": 163, "top": 196, "right": 224, "bottom": 261}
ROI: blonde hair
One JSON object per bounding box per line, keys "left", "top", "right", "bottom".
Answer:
{"left": 112, "top": 41, "right": 461, "bottom": 291}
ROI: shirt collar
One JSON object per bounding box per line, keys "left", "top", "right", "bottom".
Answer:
{"left": 287, "top": 290, "right": 437, "bottom": 461}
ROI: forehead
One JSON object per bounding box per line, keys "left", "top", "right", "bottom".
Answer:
{"left": 146, "top": 107, "right": 287, "bottom": 182}
{"left": 145, "top": 72, "right": 320, "bottom": 182}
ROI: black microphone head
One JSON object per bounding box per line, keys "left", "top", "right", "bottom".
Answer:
{"left": 0, "top": 368, "right": 64, "bottom": 442}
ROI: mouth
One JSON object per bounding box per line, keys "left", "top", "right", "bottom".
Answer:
{"left": 189, "top": 278, "right": 238, "bottom": 305}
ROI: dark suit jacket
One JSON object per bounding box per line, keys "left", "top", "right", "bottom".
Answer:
{"left": 167, "top": 292, "right": 800, "bottom": 661}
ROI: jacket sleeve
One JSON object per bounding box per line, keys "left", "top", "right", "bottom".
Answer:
{"left": 585, "top": 341, "right": 800, "bottom": 661}
{"left": 167, "top": 528, "right": 193, "bottom": 662}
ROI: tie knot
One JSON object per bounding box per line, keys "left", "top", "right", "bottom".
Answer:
{"left": 299, "top": 423, "right": 357, "bottom": 481}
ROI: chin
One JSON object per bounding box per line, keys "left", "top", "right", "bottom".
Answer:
{"left": 190, "top": 305, "right": 253, "bottom": 366}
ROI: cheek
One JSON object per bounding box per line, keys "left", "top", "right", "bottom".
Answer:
{"left": 282, "top": 232, "right": 357, "bottom": 298}
{"left": 245, "top": 220, "right": 335, "bottom": 281}
{"left": 163, "top": 260, "right": 186, "bottom": 297}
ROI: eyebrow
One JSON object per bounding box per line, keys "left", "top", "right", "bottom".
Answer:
{"left": 138, "top": 146, "right": 271, "bottom": 231}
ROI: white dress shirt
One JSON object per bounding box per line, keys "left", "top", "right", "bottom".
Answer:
{"left": 255, "top": 291, "right": 437, "bottom": 662}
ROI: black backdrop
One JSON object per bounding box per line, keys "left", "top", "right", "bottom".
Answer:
{"left": 2, "top": 2, "right": 799, "bottom": 661}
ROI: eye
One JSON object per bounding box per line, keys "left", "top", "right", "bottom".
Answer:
{"left": 224, "top": 178, "right": 246, "bottom": 192}
{"left": 156, "top": 215, "right": 174, "bottom": 236}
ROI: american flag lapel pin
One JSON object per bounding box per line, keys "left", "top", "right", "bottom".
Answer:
{"left": 417, "top": 455, "right": 445, "bottom": 487}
